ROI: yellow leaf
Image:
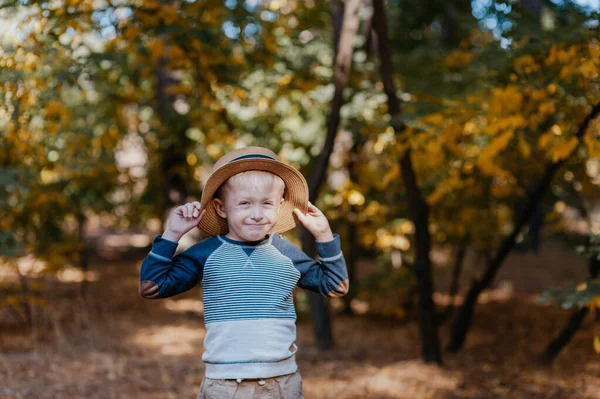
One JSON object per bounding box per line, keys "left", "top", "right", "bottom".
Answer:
{"left": 588, "top": 294, "right": 600, "bottom": 310}
{"left": 347, "top": 190, "right": 365, "bottom": 206}
{"left": 421, "top": 113, "right": 444, "bottom": 126}
{"left": 594, "top": 335, "right": 600, "bottom": 354}
{"left": 278, "top": 75, "right": 292, "bottom": 86}
{"left": 44, "top": 101, "right": 71, "bottom": 125}
{"left": 538, "top": 132, "right": 555, "bottom": 149}
{"left": 584, "top": 132, "right": 600, "bottom": 158}
{"left": 444, "top": 49, "right": 474, "bottom": 68}
{"left": 123, "top": 27, "right": 140, "bottom": 40}
{"left": 538, "top": 102, "right": 556, "bottom": 115}
{"left": 478, "top": 130, "right": 514, "bottom": 160}
{"left": 160, "top": 5, "right": 179, "bottom": 24}
{"left": 381, "top": 164, "right": 400, "bottom": 188}
{"left": 513, "top": 54, "right": 540, "bottom": 75}
{"left": 551, "top": 137, "right": 578, "bottom": 163}
{"left": 427, "top": 185, "right": 448, "bottom": 205}
{"left": 518, "top": 137, "right": 531, "bottom": 158}
{"left": 147, "top": 39, "right": 164, "bottom": 60}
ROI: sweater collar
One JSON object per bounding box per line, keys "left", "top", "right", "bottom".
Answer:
{"left": 217, "top": 234, "right": 272, "bottom": 247}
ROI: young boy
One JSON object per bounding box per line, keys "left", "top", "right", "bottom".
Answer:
{"left": 139, "top": 146, "right": 349, "bottom": 398}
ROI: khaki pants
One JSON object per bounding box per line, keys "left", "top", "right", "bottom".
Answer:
{"left": 197, "top": 371, "right": 304, "bottom": 399}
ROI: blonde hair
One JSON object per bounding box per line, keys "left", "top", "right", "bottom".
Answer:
{"left": 216, "top": 170, "right": 285, "bottom": 200}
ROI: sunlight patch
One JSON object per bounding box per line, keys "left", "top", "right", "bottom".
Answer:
{"left": 165, "top": 298, "right": 204, "bottom": 316}
{"left": 132, "top": 325, "right": 205, "bottom": 356}
{"left": 57, "top": 266, "right": 99, "bottom": 283}
{"left": 305, "top": 360, "right": 461, "bottom": 399}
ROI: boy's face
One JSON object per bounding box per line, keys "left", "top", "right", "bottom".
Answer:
{"left": 212, "top": 178, "right": 284, "bottom": 242}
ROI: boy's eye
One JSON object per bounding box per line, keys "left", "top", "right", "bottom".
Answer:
{"left": 264, "top": 202, "right": 273, "bottom": 205}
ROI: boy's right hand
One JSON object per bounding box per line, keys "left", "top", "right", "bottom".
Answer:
{"left": 163, "top": 201, "right": 206, "bottom": 242}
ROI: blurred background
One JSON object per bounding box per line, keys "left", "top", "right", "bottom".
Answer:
{"left": 1, "top": 0, "right": 600, "bottom": 397}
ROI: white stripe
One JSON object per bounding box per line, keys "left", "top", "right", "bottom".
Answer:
{"left": 205, "top": 292, "right": 293, "bottom": 297}
{"left": 149, "top": 251, "right": 171, "bottom": 262}
{"left": 319, "top": 252, "right": 343, "bottom": 262}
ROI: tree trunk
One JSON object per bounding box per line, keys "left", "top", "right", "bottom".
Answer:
{"left": 361, "top": 0, "right": 376, "bottom": 56}
{"left": 302, "top": 0, "right": 363, "bottom": 349}
{"left": 15, "top": 262, "right": 32, "bottom": 327}
{"left": 341, "top": 209, "right": 359, "bottom": 315}
{"left": 76, "top": 210, "right": 89, "bottom": 302}
{"left": 155, "top": 30, "right": 191, "bottom": 219}
{"left": 342, "top": 140, "right": 363, "bottom": 315}
{"left": 372, "top": 0, "right": 442, "bottom": 364}
{"left": 307, "top": 0, "right": 362, "bottom": 200}
{"left": 447, "top": 103, "right": 600, "bottom": 352}
{"left": 439, "top": 239, "right": 468, "bottom": 323}
{"left": 301, "top": 228, "right": 334, "bottom": 349}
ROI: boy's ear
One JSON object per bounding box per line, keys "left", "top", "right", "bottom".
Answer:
{"left": 212, "top": 198, "right": 227, "bottom": 218}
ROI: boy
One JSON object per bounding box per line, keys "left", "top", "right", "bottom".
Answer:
{"left": 139, "top": 146, "right": 349, "bottom": 398}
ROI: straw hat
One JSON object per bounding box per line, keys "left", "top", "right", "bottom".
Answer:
{"left": 196, "top": 146, "right": 309, "bottom": 236}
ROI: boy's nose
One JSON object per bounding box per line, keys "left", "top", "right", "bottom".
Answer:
{"left": 250, "top": 214, "right": 263, "bottom": 221}
{"left": 250, "top": 208, "right": 264, "bottom": 221}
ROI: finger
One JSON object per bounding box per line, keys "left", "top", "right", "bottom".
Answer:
{"left": 193, "top": 206, "right": 204, "bottom": 219}
{"left": 192, "top": 201, "right": 201, "bottom": 209}
{"left": 307, "top": 202, "right": 320, "bottom": 214}
{"left": 175, "top": 206, "right": 184, "bottom": 217}
{"left": 293, "top": 208, "right": 305, "bottom": 222}
{"left": 185, "top": 203, "right": 194, "bottom": 218}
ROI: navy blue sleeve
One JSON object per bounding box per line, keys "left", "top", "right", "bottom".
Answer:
{"left": 272, "top": 234, "right": 349, "bottom": 297}
{"left": 139, "top": 235, "right": 211, "bottom": 299}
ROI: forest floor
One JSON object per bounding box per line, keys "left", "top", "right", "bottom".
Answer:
{"left": 1, "top": 238, "right": 600, "bottom": 399}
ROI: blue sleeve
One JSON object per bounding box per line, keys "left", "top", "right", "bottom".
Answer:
{"left": 272, "top": 234, "right": 349, "bottom": 297}
{"left": 139, "top": 235, "right": 206, "bottom": 299}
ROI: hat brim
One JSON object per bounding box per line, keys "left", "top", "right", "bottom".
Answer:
{"left": 196, "top": 159, "right": 309, "bottom": 236}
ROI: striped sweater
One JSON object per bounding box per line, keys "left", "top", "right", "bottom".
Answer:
{"left": 139, "top": 233, "right": 348, "bottom": 379}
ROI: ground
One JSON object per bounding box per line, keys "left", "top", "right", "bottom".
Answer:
{"left": 1, "top": 240, "right": 600, "bottom": 399}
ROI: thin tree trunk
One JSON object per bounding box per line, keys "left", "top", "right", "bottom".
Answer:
{"left": 331, "top": 0, "right": 344, "bottom": 55}
{"left": 307, "top": 0, "right": 362, "bottom": 199}
{"left": 439, "top": 239, "right": 468, "bottom": 323}
{"left": 342, "top": 205, "right": 359, "bottom": 315}
{"left": 447, "top": 103, "right": 600, "bottom": 352}
{"left": 361, "top": 0, "right": 376, "bottom": 56}
{"left": 76, "top": 210, "right": 89, "bottom": 303}
{"left": 303, "top": 0, "right": 363, "bottom": 349}
{"left": 301, "top": 231, "right": 334, "bottom": 349}
{"left": 372, "top": 0, "right": 442, "bottom": 364}
{"left": 342, "top": 140, "right": 362, "bottom": 315}
{"left": 155, "top": 30, "right": 191, "bottom": 219}
{"left": 7, "top": 85, "right": 30, "bottom": 325}
{"left": 15, "top": 261, "right": 32, "bottom": 327}
{"left": 540, "top": 256, "right": 600, "bottom": 364}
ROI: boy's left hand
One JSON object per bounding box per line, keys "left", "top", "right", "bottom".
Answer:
{"left": 293, "top": 201, "right": 334, "bottom": 242}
